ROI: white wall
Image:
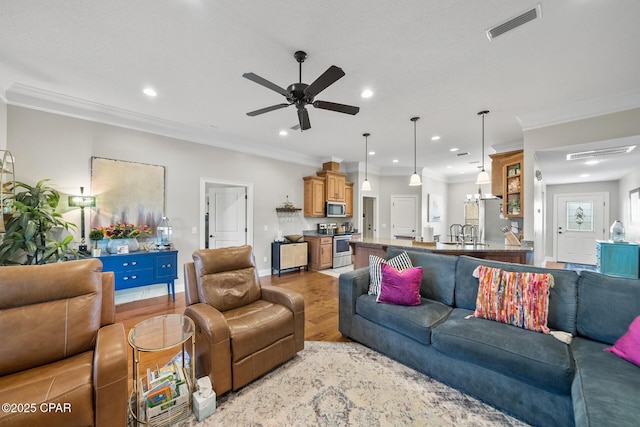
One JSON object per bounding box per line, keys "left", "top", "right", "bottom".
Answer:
{"left": 7, "top": 106, "right": 323, "bottom": 281}
{"left": 619, "top": 169, "right": 640, "bottom": 242}
{"left": 0, "top": 96, "right": 6, "bottom": 150}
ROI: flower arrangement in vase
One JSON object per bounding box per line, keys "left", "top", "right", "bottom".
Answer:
{"left": 102, "top": 222, "right": 152, "bottom": 253}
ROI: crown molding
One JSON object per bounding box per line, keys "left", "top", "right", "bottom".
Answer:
{"left": 517, "top": 89, "right": 640, "bottom": 131}
{"left": 5, "top": 83, "right": 322, "bottom": 168}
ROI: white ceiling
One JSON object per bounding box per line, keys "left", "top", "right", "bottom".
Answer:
{"left": 1, "top": 1, "right": 639, "bottom": 185}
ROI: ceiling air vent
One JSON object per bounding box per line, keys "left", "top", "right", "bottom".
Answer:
{"left": 566, "top": 145, "right": 637, "bottom": 161}
{"left": 486, "top": 4, "right": 542, "bottom": 40}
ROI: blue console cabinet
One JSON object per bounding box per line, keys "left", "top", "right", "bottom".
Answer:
{"left": 98, "top": 250, "right": 178, "bottom": 300}
{"left": 596, "top": 241, "right": 639, "bottom": 279}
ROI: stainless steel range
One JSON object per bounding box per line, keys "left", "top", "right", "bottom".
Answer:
{"left": 332, "top": 233, "right": 353, "bottom": 268}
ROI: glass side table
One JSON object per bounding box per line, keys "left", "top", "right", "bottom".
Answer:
{"left": 128, "top": 314, "right": 195, "bottom": 426}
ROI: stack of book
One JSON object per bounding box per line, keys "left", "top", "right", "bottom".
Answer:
{"left": 138, "top": 361, "right": 190, "bottom": 426}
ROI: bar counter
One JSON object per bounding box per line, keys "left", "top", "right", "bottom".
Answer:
{"left": 350, "top": 238, "right": 533, "bottom": 269}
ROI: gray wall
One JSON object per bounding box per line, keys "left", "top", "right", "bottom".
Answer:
{"left": 7, "top": 106, "right": 325, "bottom": 280}
{"left": 0, "top": 96, "right": 6, "bottom": 150}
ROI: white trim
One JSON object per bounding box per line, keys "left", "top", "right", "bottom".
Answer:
{"left": 518, "top": 89, "right": 640, "bottom": 131}
{"left": 6, "top": 83, "right": 321, "bottom": 168}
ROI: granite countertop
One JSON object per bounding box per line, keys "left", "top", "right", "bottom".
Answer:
{"left": 303, "top": 230, "right": 360, "bottom": 238}
{"left": 352, "top": 237, "right": 532, "bottom": 252}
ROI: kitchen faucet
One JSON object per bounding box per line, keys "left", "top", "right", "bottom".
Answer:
{"left": 462, "top": 224, "right": 477, "bottom": 245}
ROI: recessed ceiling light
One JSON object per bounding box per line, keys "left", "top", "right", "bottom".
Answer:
{"left": 368, "top": 151, "right": 375, "bottom": 155}
{"left": 446, "top": 165, "right": 452, "bottom": 169}
{"left": 361, "top": 89, "right": 374, "bottom": 98}
{"left": 580, "top": 174, "right": 590, "bottom": 178}
{"left": 585, "top": 160, "right": 599, "bottom": 165}
{"left": 449, "top": 148, "right": 459, "bottom": 152}
{"left": 392, "top": 159, "right": 399, "bottom": 163}
{"left": 143, "top": 87, "right": 157, "bottom": 97}
{"left": 279, "top": 130, "right": 288, "bottom": 136}
{"left": 431, "top": 136, "right": 441, "bottom": 141}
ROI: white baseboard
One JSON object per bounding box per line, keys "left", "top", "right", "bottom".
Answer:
{"left": 115, "top": 281, "right": 185, "bottom": 305}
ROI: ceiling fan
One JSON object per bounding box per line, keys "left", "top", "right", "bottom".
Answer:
{"left": 243, "top": 51, "right": 360, "bottom": 131}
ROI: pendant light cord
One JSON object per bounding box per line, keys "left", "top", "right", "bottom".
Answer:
{"left": 411, "top": 117, "right": 419, "bottom": 173}
{"left": 478, "top": 110, "right": 490, "bottom": 171}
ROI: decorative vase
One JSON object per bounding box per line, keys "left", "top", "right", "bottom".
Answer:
{"left": 106, "top": 238, "right": 140, "bottom": 254}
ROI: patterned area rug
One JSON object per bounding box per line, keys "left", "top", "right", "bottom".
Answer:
{"left": 177, "top": 341, "right": 528, "bottom": 427}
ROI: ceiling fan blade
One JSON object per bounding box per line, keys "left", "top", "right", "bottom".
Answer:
{"left": 312, "top": 100, "right": 360, "bottom": 115}
{"left": 304, "top": 65, "right": 345, "bottom": 98}
{"left": 297, "top": 108, "right": 311, "bottom": 131}
{"left": 242, "top": 72, "right": 289, "bottom": 97}
{"left": 246, "top": 103, "right": 290, "bottom": 116}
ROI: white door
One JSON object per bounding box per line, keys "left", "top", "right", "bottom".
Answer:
{"left": 555, "top": 193, "right": 607, "bottom": 265}
{"left": 208, "top": 187, "right": 247, "bottom": 248}
{"left": 363, "top": 196, "right": 376, "bottom": 239}
{"left": 391, "top": 195, "right": 418, "bottom": 239}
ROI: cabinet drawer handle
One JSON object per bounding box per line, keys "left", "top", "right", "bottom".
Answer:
{"left": 132, "top": 261, "right": 137, "bottom": 266}
{"left": 162, "top": 263, "right": 172, "bottom": 268}
{"left": 123, "top": 276, "right": 129, "bottom": 281}
{"left": 131, "top": 275, "right": 137, "bottom": 280}
{"left": 122, "top": 262, "right": 129, "bottom": 267}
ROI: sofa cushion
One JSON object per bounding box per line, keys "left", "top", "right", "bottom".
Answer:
{"left": 605, "top": 315, "right": 640, "bottom": 367}
{"left": 0, "top": 351, "right": 95, "bottom": 426}
{"left": 577, "top": 271, "right": 640, "bottom": 345}
{"left": 377, "top": 264, "right": 422, "bottom": 306}
{"left": 356, "top": 294, "right": 452, "bottom": 345}
{"left": 368, "top": 251, "right": 413, "bottom": 295}
{"left": 432, "top": 309, "right": 574, "bottom": 394}
{"left": 571, "top": 337, "right": 640, "bottom": 427}
{"left": 386, "top": 248, "right": 457, "bottom": 306}
{"left": 474, "top": 265, "right": 553, "bottom": 334}
{"left": 455, "top": 256, "right": 578, "bottom": 334}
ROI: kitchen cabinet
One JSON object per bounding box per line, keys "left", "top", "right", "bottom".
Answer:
{"left": 489, "top": 150, "right": 522, "bottom": 198}
{"left": 98, "top": 250, "right": 178, "bottom": 300}
{"left": 303, "top": 176, "right": 325, "bottom": 217}
{"left": 305, "top": 235, "right": 333, "bottom": 270}
{"left": 271, "top": 241, "right": 308, "bottom": 276}
{"left": 317, "top": 170, "right": 346, "bottom": 202}
{"left": 345, "top": 182, "right": 354, "bottom": 217}
{"left": 596, "top": 241, "right": 639, "bottom": 279}
{"left": 502, "top": 152, "right": 524, "bottom": 218}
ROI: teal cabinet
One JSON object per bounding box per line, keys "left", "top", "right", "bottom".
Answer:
{"left": 98, "top": 250, "right": 178, "bottom": 300}
{"left": 596, "top": 241, "right": 639, "bottom": 279}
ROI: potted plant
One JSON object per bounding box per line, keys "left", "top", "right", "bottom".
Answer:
{"left": 0, "top": 179, "right": 77, "bottom": 265}
{"left": 89, "top": 227, "right": 105, "bottom": 257}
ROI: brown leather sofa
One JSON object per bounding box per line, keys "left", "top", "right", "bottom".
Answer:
{"left": 184, "top": 245, "right": 305, "bottom": 396}
{"left": 0, "top": 259, "right": 128, "bottom": 427}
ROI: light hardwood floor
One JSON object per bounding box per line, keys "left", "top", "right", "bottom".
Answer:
{"left": 115, "top": 270, "right": 350, "bottom": 393}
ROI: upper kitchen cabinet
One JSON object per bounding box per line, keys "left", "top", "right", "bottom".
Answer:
{"left": 303, "top": 176, "right": 325, "bottom": 217}
{"left": 502, "top": 152, "right": 523, "bottom": 218}
{"left": 303, "top": 161, "right": 353, "bottom": 218}
{"left": 345, "top": 182, "right": 354, "bottom": 217}
{"left": 489, "top": 150, "right": 522, "bottom": 198}
{"left": 317, "top": 170, "right": 345, "bottom": 202}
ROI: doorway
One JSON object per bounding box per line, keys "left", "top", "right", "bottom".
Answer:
{"left": 553, "top": 192, "right": 608, "bottom": 265}
{"left": 363, "top": 196, "right": 377, "bottom": 239}
{"left": 200, "top": 178, "right": 254, "bottom": 249}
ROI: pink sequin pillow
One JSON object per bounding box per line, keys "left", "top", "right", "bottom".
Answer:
{"left": 376, "top": 263, "right": 422, "bottom": 306}
{"left": 605, "top": 315, "right": 640, "bottom": 367}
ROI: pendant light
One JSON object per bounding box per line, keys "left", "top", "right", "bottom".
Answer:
{"left": 361, "top": 132, "right": 372, "bottom": 191}
{"left": 409, "top": 116, "right": 422, "bottom": 186}
{"left": 476, "top": 110, "right": 491, "bottom": 185}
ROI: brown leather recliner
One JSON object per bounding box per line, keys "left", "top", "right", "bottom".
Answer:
{"left": 0, "top": 259, "right": 128, "bottom": 427}
{"left": 184, "top": 245, "right": 305, "bottom": 396}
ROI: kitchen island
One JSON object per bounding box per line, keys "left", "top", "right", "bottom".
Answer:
{"left": 350, "top": 238, "right": 533, "bottom": 269}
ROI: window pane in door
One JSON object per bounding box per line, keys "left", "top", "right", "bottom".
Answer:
{"left": 566, "top": 202, "right": 593, "bottom": 231}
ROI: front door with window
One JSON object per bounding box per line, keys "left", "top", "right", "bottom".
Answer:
{"left": 555, "top": 193, "right": 607, "bottom": 265}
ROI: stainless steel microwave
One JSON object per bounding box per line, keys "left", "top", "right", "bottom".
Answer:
{"left": 326, "top": 201, "right": 346, "bottom": 217}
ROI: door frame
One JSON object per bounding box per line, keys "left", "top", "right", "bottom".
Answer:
{"left": 552, "top": 191, "right": 608, "bottom": 263}
{"left": 199, "top": 177, "right": 254, "bottom": 249}
{"left": 362, "top": 195, "right": 378, "bottom": 239}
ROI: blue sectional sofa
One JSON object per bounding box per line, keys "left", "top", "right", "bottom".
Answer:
{"left": 338, "top": 248, "right": 640, "bottom": 427}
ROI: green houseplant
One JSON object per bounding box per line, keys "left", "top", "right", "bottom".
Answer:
{"left": 0, "top": 179, "right": 77, "bottom": 265}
